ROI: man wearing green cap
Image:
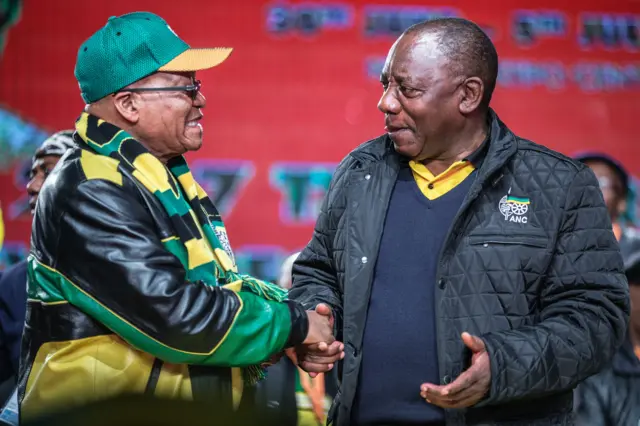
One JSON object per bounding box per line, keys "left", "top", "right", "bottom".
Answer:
{"left": 18, "top": 12, "right": 339, "bottom": 421}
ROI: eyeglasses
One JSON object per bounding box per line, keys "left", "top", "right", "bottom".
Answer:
{"left": 114, "top": 80, "right": 202, "bottom": 100}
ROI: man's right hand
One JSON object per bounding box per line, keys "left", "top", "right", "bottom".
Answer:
{"left": 297, "top": 304, "right": 345, "bottom": 376}
{"left": 303, "top": 304, "right": 335, "bottom": 345}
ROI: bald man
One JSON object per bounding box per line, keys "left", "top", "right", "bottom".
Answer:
{"left": 290, "top": 17, "right": 628, "bottom": 426}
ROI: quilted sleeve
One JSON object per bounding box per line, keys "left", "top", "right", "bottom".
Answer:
{"left": 478, "top": 166, "right": 630, "bottom": 405}
{"left": 289, "top": 156, "right": 352, "bottom": 339}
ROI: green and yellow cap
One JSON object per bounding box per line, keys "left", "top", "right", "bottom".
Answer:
{"left": 75, "top": 12, "right": 232, "bottom": 103}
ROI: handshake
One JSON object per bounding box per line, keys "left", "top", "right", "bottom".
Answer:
{"left": 296, "top": 303, "right": 344, "bottom": 376}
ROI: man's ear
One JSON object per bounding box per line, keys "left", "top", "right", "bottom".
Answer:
{"left": 458, "top": 76, "right": 484, "bottom": 115}
{"left": 112, "top": 92, "right": 140, "bottom": 124}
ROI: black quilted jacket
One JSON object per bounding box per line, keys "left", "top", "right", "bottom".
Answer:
{"left": 289, "top": 110, "right": 630, "bottom": 426}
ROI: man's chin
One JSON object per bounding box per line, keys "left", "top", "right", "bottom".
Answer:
{"left": 184, "top": 125, "right": 204, "bottom": 151}
{"left": 182, "top": 135, "right": 203, "bottom": 152}
{"left": 187, "top": 140, "right": 203, "bottom": 152}
{"left": 392, "top": 140, "right": 422, "bottom": 160}
{"left": 389, "top": 131, "right": 420, "bottom": 156}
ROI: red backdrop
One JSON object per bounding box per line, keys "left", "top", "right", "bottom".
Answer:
{"left": 0, "top": 0, "right": 638, "bottom": 279}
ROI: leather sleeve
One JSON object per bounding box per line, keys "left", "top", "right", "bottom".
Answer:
{"left": 289, "top": 156, "right": 353, "bottom": 340}
{"left": 46, "top": 179, "right": 304, "bottom": 366}
{"left": 478, "top": 166, "right": 630, "bottom": 405}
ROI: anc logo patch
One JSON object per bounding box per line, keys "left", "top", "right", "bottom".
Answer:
{"left": 499, "top": 195, "right": 530, "bottom": 223}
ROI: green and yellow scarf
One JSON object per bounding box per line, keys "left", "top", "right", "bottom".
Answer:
{"left": 75, "top": 112, "right": 287, "bottom": 385}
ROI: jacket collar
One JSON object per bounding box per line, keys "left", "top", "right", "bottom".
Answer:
{"left": 349, "top": 108, "right": 518, "bottom": 186}
{"left": 464, "top": 130, "right": 490, "bottom": 169}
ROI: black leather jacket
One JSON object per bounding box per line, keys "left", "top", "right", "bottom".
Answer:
{"left": 573, "top": 226, "right": 640, "bottom": 426}
{"left": 19, "top": 144, "right": 308, "bottom": 420}
{"left": 574, "top": 338, "right": 640, "bottom": 426}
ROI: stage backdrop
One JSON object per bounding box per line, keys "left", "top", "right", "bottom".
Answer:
{"left": 1, "top": 0, "right": 639, "bottom": 280}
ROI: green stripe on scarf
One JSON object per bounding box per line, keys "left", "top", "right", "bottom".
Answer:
{"left": 75, "top": 112, "right": 287, "bottom": 385}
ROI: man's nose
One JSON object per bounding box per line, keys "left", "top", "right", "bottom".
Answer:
{"left": 194, "top": 91, "right": 206, "bottom": 109}
{"left": 26, "top": 176, "right": 43, "bottom": 196}
{"left": 378, "top": 88, "right": 401, "bottom": 115}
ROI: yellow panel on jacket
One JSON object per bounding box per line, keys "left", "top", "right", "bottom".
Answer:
{"left": 154, "top": 362, "right": 193, "bottom": 400}
{"left": 21, "top": 334, "right": 192, "bottom": 421}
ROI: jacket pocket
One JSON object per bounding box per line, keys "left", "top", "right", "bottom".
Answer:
{"left": 468, "top": 233, "right": 547, "bottom": 248}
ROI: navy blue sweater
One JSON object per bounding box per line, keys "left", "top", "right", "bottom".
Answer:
{"left": 353, "top": 165, "right": 475, "bottom": 425}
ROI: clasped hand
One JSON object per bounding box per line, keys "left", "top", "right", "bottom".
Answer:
{"left": 296, "top": 303, "right": 344, "bottom": 377}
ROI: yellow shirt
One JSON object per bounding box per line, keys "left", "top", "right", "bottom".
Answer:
{"left": 408, "top": 160, "right": 476, "bottom": 200}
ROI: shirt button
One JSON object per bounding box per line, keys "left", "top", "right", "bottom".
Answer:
{"left": 438, "top": 278, "right": 446, "bottom": 289}
{"left": 361, "top": 256, "right": 368, "bottom": 264}
{"left": 364, "top": 174, "right": 371, "bottom": 180}
{"left": 483, "top": 243, "right": 489, "bottom": 248}
{"left": 443, "top": 375, "right": 451, "bottom": 384}
{"left": 428, "top": 183, "right": 434, "bottom": 189}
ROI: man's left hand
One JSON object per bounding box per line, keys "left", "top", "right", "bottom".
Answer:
{"left": 420, "top": 332, "right": 491, "bottom": 408}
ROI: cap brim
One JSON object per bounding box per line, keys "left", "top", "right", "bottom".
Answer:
{"left": 158, "top": 47, "right": 233, "bottom": 72}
